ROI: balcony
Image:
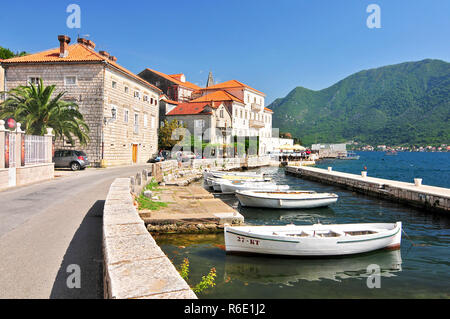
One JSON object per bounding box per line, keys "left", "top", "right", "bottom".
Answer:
{"left": 251, "top": 103, "right": 262, "bottom": 112}
{"left": 249, "top": 119, "right": 265, "bottom": 128}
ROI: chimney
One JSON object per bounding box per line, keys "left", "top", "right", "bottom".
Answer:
{"left": 108, "top": 56, "right": 117, "bottom": 62}
{"left": 77, "top": 37, "right": 96, "bottom": 50}
{"left": 58, "top": 35, "right": 71, "bottom": 58}
{"left": 99, "top": 50, "right": 110, "bottom": 58}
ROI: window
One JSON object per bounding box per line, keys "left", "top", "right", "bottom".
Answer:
{"left": 112, "top": 81, "right": 117, "bottom": 89}
{"left": 28, "top": 77, "right": 40, "bottom": 86}
{"left": 134, "top": 91, "right": 140, "bottom": 99}
{"left": 124, "top": 109, "right": 129, "bottom": 123}
{"left": 151, "top": 116, "right": 155, "bottom": 129}
{"left": 143, "top": 95, "right": 149, "bottom": 102}
{"left": 124, "top": 86, "right": 129, "bottom": 93}
{"left": 195, "top": 119, "right": 205, "bottom": 128}
{"left": 134, "top": 113, "right": 139, "bottom": 133}
{"left": 220, "top": 109, "right": 224, "bottom": 118}
{"left": 143, "top": 114, "right": 148, "bottom": 127}
{"left": 64, "top": 76, "right": 77, "bottom": 85}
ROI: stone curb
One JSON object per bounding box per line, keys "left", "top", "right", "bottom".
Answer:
{"left": 103, "top": 178, "right": 197, "bottom": 299}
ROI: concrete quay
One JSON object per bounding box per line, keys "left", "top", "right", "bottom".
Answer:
{"left": 139, "top": 184, "right": 244, "bottom": 233}
{"left": 286, "top": 166, "right": 450, "bottom": 213}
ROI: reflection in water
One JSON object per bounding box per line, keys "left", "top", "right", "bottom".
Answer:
{"left": 224, "top": 249, "right": 402, "bottom": 286}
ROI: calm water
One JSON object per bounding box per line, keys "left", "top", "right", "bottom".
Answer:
{"left": 155, "top": 152, "right": 450, "bottom": 299}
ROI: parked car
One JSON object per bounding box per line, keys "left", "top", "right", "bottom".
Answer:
{"left": 147, "top": 155, "right": 165, "bottom": 163}
{"left": 53, "top": 150, "right": 90, "bottom": 171}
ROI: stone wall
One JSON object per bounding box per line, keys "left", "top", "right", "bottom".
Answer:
{"left": 16, "top": 163, "right": 54, "bottom": 187}
{"left": 103, "top": 178, "right": 197, "bottom": 299}
{"left": 3, "top": 63, "right": 160, "bottom": 167}
{"left": 4, "top": 63, "right": 106, "bottom": 163}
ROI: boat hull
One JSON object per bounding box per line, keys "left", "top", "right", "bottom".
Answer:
{"left": 224, "top": 222, "right": 402, "bottom": 257}
{"left": 236, "top": 191, "right": 338, "bottom": 209}
{"left": 220, "top": 182, "right": 290, "bottom": 194}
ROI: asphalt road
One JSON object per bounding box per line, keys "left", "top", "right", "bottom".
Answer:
{"left": 0, "top": 164, "right": 150, "bottom": 299}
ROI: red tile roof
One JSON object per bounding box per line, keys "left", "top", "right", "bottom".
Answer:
{"left": 264, "top": 107, "right": 273, "bottom": 113}
{"left": 1, "top": 43, "right": 162, "bottom": 93}
{"left": 190, "top": 90, "right": 244, "bottom": 104}
{"left": 199, "top": 79, "right": 265, "bottom": 96}
{"left": 143, "top": 68, "right": 202, "bottom": 91}
{"left": 161, "top": 98, "right": 179, "bottom": 105}
{"left": 166, "top": 102, "right": 214, "bottom": 116}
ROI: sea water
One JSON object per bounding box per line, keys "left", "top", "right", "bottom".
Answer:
{"left": 154, "top": 152, "right": 450, "bottom": 298}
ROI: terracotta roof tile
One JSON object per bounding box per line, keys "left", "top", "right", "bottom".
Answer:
{"left": 190, "top": 90, "right": 244, "bottom": 104}
{"left": 143, "top": 68, "right": 202, "bottom": 91}
{"left": 199, "top": 79, "right": 265, "bottom": 96}
{"left": 166, "top": 102, "right": 213, "bottom": 116}
{"left": 264, "top": 107, "right": 273, "bottom": 113}
{"left": 1, "top": 43, "right": 162, "bottom": 93}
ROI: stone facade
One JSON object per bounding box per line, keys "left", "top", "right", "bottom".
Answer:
{"left": 2, "top": 41, "right": 161, "bottom": 167}
{"left": 0, "top": 61, "right": 4, "bottom": 101}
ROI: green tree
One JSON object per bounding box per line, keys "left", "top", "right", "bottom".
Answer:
{"left": 0, "top": 46, "right": 27, "bottom": 59}
{"left": 158, "top": 119, "right": 187, "bottom": 150}
{"left": 0, "top": 79, "right": 90, "bottom": 145}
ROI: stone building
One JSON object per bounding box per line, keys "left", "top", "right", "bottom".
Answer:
{"left": 0, "top": 59, "right": 4, "bottom": 101}
{"left": 164, "top": 100, "right": 232, "bottom": 147}
{"left": 0, "top": 35, "right": 162, "bottom": 167}
{"left": 192, "top": 79, "right": 273, "bottom": 154}
{"left": 138, "top": 68, "right": 201, "bottom": 103}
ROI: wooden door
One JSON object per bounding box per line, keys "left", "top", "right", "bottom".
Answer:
{"left": 132, "top": 144, "right": 138, "bottom": 163}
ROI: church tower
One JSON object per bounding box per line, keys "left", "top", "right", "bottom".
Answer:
{"left": 206, "top": 71, "right": 214, "bottom": 87}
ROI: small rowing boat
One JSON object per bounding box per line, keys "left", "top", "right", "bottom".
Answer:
{"left": 220, "top": 180, "right": 290, "bottom": 194}
{"left": 235, "top": 190, "right": 338, "bottom": 209}
{"left": 224, "top": 222, "right": 402, "bottom": 256}
{"left": 203, "top": 170, "right": 263, "bottom": 180}
{"left": 208, "top": 176, "right": 271, "bottom": 192}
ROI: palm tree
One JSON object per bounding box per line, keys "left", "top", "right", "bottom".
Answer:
{"left": 0, "top": 79, "right": 90, "bottom": 145}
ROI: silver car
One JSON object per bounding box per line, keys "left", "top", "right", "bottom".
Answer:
{"left": 53, "top": 150, "right": 90, "bottom": 171}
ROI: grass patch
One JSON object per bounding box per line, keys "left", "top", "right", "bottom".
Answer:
{"left": 137, "top": 178, "right": 168, "bottom": 211}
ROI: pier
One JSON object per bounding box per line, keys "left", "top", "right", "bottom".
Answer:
{"left": 286, "top": 166, "right": 450, "bottom": 213}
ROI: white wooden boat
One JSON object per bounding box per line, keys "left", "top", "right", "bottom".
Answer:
{"left": 203, "top": 170, "right": 263, "bottom": 180}
{"left": 209, "top": 176, "right": 271, "bottom": 192}
{"left": 220, "top": 180, "right": 290, "bottom": 194}
{"left": 235, "top": 190, "right": 338, "bottom": 209}
{"left": 224, "top": 222, "right": 402, "bottom": 256}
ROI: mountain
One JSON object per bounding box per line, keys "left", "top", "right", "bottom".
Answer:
{"left": 268, "top": 59, "right": 450, "bottom": 146}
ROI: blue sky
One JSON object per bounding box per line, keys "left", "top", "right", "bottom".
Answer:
{"left": 1, "top": 0, "right": 449, "bottom": 104}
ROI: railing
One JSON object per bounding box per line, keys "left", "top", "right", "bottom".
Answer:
{"left": 8, "top": 132, "right": 16, "bottom": 167}
{"left": 25, "top": 135, "right": 48, "bottom": 165}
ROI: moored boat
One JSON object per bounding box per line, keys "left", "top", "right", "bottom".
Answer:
{"left": 203, "top": 170, "right": 263, "bottom": 180}
{"left": 220, "top": 180, "right": 290, "bottom": 194}
{"left": 224, "top": 222, "right": 402, "bottom": 256}
{"left": 235, "top": 190, "right": 338, "bottom": 209}
{"left": 337, "top": 151, "right": 360, "bottom": 160}
{"left": 208, "top": 176, "right": 271, "bottom": 192}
